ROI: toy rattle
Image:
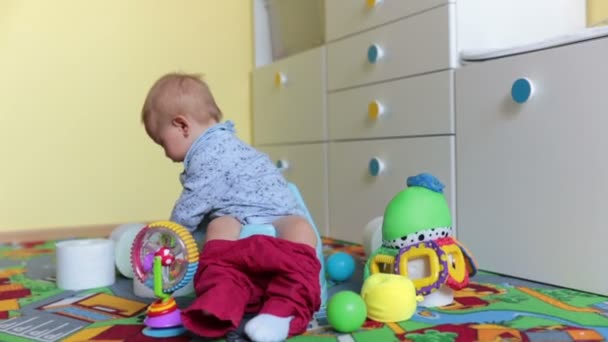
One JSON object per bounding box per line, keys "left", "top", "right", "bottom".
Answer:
{"left": 131, "top": 221, "right": 199, "bottom": 337}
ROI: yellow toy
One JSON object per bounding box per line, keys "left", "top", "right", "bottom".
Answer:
{"left": 361, "top": 273, "right": 422, "bottom": 323}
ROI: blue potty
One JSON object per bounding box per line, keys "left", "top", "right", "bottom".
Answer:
{"left": 238, "top": 183, "right": 328, "bottom": 309}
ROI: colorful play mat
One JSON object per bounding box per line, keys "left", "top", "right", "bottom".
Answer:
{"left": 1, "top": 237, "right": 607, "bottom": 341}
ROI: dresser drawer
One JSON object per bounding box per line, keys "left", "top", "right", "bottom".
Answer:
{"left": 456, "top": 38, "right": 608, "bottom": 295}
{"left": 328, "top": 136, "right": 454, "bottom": 243}
{"left": 325, "top": 0, "right": 451, "bottom": 42}
{"left": 329, "top": 70, "right": 453, "bottom": 140}
{"left": 327, "top": 5, "right": 455, "bottom": 91}
{"left": 253, "top": 47, "right": 327, "bottom": 145}
{"left": 258, "top": 143, "right": 329, "bottom": 236}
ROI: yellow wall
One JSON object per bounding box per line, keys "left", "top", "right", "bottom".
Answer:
{"left": 587, "top": 0, "right": 608, "bottom": 26}
{"left": 0, "top": 1, "right": 252, "bottom": 232}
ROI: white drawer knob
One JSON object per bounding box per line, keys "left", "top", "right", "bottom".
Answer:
{"left": 274, "top": 72, "right": 287, "bottom": 88}
{"left": 276, "top": 159, "right": 289, "bottom": 171}
{"left": 367, "top": 44, "right": 384, "bottom": 64}
{"left": 366, "top": 0, "right": 382, "bottom": 9}
{"left": 368, "top": 100, "right": 385, "bottom": 120}
{"left": 368, "top": 157, "right": 384, "bottom": 176}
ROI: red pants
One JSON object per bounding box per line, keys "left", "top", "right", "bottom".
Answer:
{"left": 181, "top": 235, "right": 321, "bottom": 338}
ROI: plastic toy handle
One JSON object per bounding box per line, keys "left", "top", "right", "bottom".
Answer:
{"left": 153, "top": 256, "right": 170, "bottom": 301}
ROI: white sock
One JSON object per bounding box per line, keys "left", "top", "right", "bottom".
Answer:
{"left": 244, "top": 313, "right": 293, "bottom": 342}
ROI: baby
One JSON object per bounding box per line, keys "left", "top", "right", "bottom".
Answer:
{"left": 141, "top": 72, "right": 321, "bottom": 342}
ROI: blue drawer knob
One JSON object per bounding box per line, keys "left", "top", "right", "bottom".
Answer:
{"left": 276, "top": 159, "right": 289, "bottom": 171}
{"left": 367, "top": 44, "right": 383, "bottom": 64}
{"left": 368, "top": 157, "right": 384, "bottom": 176}
{"left": 511, "top": 78, "right": 534, "bottom": 103}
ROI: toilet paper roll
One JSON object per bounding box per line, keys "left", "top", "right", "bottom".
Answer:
{"left": 133, "top": 276, "right": 195, "bottom": 298}
{"left": 56, "top": 239, "right": 115, "bottom": 291}
{"left": 362, "top": 216, "right": 384, "bottom": 257}
{"left": 109, "top": 223, "right": 146, "bottom": 278}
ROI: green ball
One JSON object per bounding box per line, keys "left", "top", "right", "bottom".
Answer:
{"left": 327, "top": 291, "right": 367, "bottom": 333}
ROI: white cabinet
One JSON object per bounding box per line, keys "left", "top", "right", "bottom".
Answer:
{"left": 326, "top": 5, "right": 456, "bottom": 91}
{"left": 252, "top": 47, "right": 326, "bottom": 145}
{"left": 456, "top": 0, "right": 585, "bottom": 51}
{"left": 252, "top": 0, "right": 586, "bottom": 246}
{"left": 324, "top": 4, "right": 458, "bottom": 243}
{"left": 258, "top": 143, "right": 329, "bottom": 236}
{"left": 252, "top": 46, "right": 329, "bottom": 234}
{"left": 456, "top": 38, "right": 608, "bottom": 295}
{"left": 324, "top": 0, "right": 450, "bottom": 42}
{"left": 325, "top": 0, "right": 584, "bottom": 52}
{"left": 329, "top": 137, "right": 455, "bottom": 241}
{"left": 328, "top": 71, "right": 454, "bottom": 140}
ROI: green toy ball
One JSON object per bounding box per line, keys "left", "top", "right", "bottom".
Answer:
{"left": 327, "top": 291, "right": 367, "bottom": 333}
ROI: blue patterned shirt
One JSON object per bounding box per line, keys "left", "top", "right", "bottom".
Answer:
{"left": 170, "top": 121, "right": 303, "bottom": 231}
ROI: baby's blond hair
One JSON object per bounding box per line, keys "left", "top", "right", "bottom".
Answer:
{"left": 141, "top": 72, "right": 222, "bottom": 125}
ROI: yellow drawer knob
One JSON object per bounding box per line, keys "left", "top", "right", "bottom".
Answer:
{"left": 368, "top": 100, "right": 384, "bottom": 120}
{"left": 366, "top": 0, "right": 382, "bottom": 9}
{"left": 274, "top": 72, "right": 287, "bottom": 88}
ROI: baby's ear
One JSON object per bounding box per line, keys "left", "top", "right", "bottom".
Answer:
{"left": 172, "top": 115, "right": 189, "bottom": 134}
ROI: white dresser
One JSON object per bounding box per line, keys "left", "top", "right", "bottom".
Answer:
{"left": 252, "top": 47, "right": 330, "bottom": 236}
{"left": 325, "top": 2, "right": 460, "bottom": 242}
{"left": 252, "top": 0, "right": 584, "bottom": 243}
{"left": 456, "top": 37, "right": 608, "bottom": 295}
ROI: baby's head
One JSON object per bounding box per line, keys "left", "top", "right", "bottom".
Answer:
{"left": 141, "top": 72, "right": 222, "bottom": 162}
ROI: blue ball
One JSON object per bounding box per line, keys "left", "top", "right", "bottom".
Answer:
{"left": 326, "top": 252, "right": 355, "bottom": 282}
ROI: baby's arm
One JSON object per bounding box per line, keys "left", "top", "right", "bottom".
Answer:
{"left": 170, "top": 149, "right": 227, "bottom": 232}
